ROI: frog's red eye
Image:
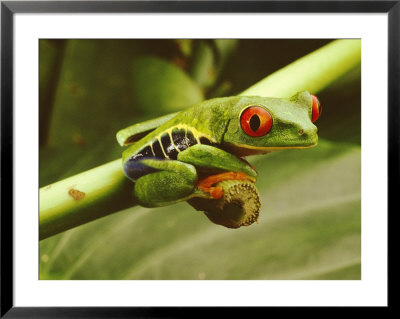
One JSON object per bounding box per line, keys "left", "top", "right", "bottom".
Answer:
{"left": 240, "top": 106, "right": 273, "bottom": 137}
{"left": 311, "top": 94, "right": 322, "bottom": 122}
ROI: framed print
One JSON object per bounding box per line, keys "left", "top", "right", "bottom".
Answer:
{"left": 1, "top": 0, "right": 395, "bottom": 317}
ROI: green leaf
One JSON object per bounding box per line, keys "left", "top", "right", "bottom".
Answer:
{"left": 188, "top": 39, "right": 238, "bottom": 90}
{"left": 131, "top": 56, "right": 204, "bottom": 114}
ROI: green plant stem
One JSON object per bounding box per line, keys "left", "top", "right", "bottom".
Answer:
{"left": 39, "top": 39, "right": 361, "bottom": 240}
{"left": 39, "top": 159, "right": 134, "bottom": 240}
{"left": 241, "top": 39, "right": 361, "bottom": 97}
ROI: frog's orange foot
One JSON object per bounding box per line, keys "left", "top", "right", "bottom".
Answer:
{"left": 196, "top": 172, "right": 253, "bottom": 199}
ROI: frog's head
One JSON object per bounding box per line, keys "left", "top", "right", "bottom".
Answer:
{"left": 222, "top": 91, "right": 321, "bottom": 156}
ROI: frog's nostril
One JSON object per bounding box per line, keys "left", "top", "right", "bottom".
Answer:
{"left": 299, "top": 129, "right": 305, "bottom": 135}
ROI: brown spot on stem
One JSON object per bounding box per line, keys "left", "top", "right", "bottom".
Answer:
{"left": 68, "top": 188, "right": 85, "bottom": 201}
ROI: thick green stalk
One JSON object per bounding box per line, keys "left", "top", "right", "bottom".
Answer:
{"left": 39, "top": 39, "right": 361, "bottom": 240}
{"left": 241, "top": 39, "right": 361, "bottom": 97}
{"left": 39, "top": 159, "right": 134, "bottom": 240}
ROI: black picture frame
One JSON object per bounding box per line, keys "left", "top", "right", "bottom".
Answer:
{"left": 1, "top": 1, "right": 395, "bottom": 317}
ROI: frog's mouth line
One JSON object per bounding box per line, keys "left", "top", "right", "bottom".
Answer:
{"left": 224, "top": 142, "right": 318, "bottom": 156}
{"left": 232, "top": 142, "right": 317, "bottom": 150}
{"left": 224, "top": 143, "right": 317, "bottom": 156}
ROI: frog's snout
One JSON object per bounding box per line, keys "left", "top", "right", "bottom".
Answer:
{"left": 298, "top": 126, "right": 318, "bottom": 145}
{"left": 298, "top": 125, "right": 317, "bottom": 136}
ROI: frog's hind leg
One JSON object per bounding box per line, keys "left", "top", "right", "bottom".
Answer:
{"left": 133, "top": 159, "right": 198, "bottom": 207}
{"left": 196, "top": 171, "right": 251, "bottom": 199}
{"left": 177, "top": 144, "right": 258, "bottom": 200}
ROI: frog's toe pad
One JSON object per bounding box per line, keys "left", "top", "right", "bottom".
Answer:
{"left": 196, "top": 172, "right": 253, "bottom": 199}
{"left": 209, "top": 186, "right": 224, "bottom": 199}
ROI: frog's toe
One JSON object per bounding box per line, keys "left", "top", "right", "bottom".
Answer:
{"left": 209, "top": 186, "right": 224, "bottom": 199}
{"left": 196, "top": 171, "right": 255, "bottom": 199}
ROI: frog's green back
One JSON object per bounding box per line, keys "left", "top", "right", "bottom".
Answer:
{"left": 117, "top": 96, "right": 242, "bottom": 148}
{"left": 161, "top": 96, "right": 242, "bottom": 139}
{"left": 119, "top": 97, "right": 243, "bottom": 162}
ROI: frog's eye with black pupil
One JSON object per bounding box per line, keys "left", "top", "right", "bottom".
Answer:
{"left": 311, "top": 94, "right": 322, "bottom": 123}
{"left": 240, "top": 106, "right": 273, "bottom": 137}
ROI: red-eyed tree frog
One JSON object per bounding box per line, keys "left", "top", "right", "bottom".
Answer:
{"left": 116, "top": 91, "right": 321, "bottom": 207}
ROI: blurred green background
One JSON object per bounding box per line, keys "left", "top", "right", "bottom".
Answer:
{"left": 39, "top": 39, "right": 361, "bottom": 280}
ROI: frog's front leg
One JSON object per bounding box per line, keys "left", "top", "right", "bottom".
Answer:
{"left": 133, "top": 159, "right": 197, "bottom": 207}
{"left": 177, "top": 144, "right": 257, "bottom": 199}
